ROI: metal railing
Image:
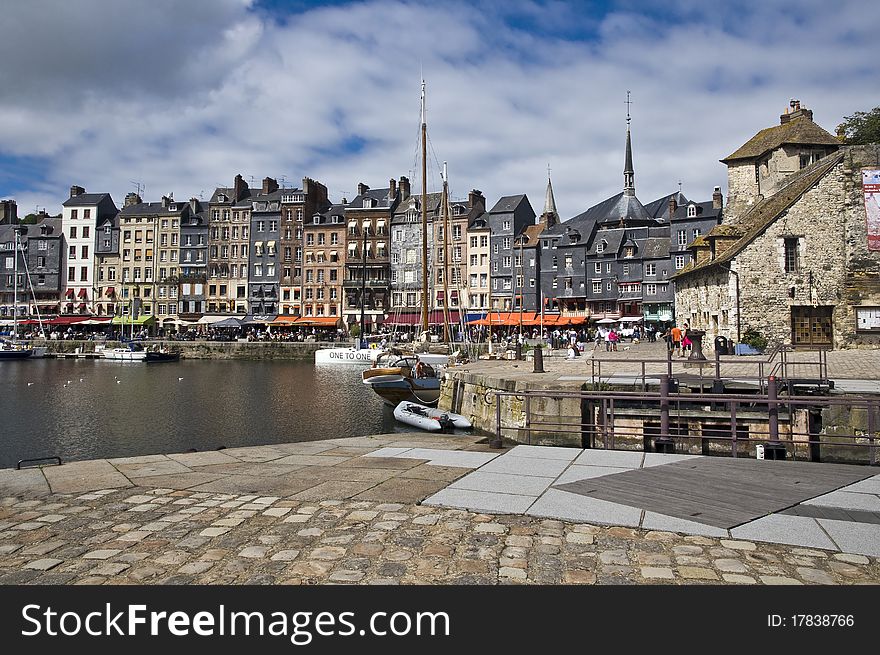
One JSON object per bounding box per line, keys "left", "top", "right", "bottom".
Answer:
{"left": 488, "top": 376, "right": 878, "bottom": 466}
{"left": 588, "top": 344, "right": 830, "bottom": 394}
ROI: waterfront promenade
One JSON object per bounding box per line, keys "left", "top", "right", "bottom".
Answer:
{"left": 1, "top": 433, "right": 878, "bottom": 585}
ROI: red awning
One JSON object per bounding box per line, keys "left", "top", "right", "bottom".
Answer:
{"left": 77, "top": 288, "right": 87, "bottom": 298}
{"left": 77, "top": 303, "right": 87, "bottom": 310}
{"left": 46, "top": 316, "right": 90, "bottom": 326}
{"left": 105, "top": 287, "right": 115, "bottom": 296}
{"left": 65, "top": 289, "right": 74, "bottom": 298}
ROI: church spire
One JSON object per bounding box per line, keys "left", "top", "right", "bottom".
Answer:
{"left": 624, "top": 91, "right": 635, "bottom": 197}
{"left": 543, "top": 164, "right": 558, "bottom": 221}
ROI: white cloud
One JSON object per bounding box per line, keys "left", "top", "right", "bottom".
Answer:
{"left": 1, "top": 0, "right": 877, "bottom": 221}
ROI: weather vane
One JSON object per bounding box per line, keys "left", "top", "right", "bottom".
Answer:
{"left": 625, "top": 91, "right": 632, "bottom": 126}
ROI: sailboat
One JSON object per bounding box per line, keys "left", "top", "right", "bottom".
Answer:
{"left": 362, "top": 80, "right": 452, "bottom": 406}
{"left": 102, "top": 287, "right": 146, "bottom": 361}
{"left": 1, "top": 226, "right": 34, "bottom": 360}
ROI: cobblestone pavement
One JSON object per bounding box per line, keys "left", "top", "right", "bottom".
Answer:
{"left": 2, "top": 483, "right": 879, "bottom": 586}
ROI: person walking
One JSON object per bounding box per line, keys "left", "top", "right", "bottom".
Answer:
{"left": 681, "top": 322, "right": 691, "bottom": 357}
{"left": 671, "top": 324, "right": 682, "bottom": 357}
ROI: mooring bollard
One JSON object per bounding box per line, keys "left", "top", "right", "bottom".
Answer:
{"left": 533, "top": 346, "right": 544, "bottom": 373}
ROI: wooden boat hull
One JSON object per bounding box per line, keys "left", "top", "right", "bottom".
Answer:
{"left": 363, "top": 377, "right": 441, "bottom": 406}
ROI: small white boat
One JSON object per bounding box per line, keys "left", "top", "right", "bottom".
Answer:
{"left": 393, "top": 401, "right": 472, "bottom": 432}
{"left": 102, "top": 342, "right": 147, "bottom": 361}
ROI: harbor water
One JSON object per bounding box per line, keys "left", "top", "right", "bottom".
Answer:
{"left": 0, "top": 359, "right": 400, "bottom": 469}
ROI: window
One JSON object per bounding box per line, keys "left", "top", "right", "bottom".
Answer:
{"left": 564, "top": 254, "right": 572, "bottom": 268}
{"left": 687, "top": 204, "right": 697, "bottom": 218}
{"left": 784, "top": 237, "right": 799, "bottom": 273}
{"left": 480, "top": 235, "right": 488, "bottom": 248}
{"left": 493, "top": 243, "right": 498, "bottom": 254}
{"left": 645, "top": 283, "right": 657, "bottom": 296}
{"left": 606, "top": 282, "right": 612, "bottom": 291}
{"left": 80, "top": 266, "right": 88, "bottom": 281}
{"left": 503, "top": 220, "right": 511, "bottom": 231}
{"left": 678, "top": 230, "right": 688, "bottom": 246}
{"left": 83, "top": 226, "right": 90, "bottom": 238}
{"left": 596, "top": 240, "right": 605, "bottom": 253}
{"left": 254, "top": 264, "right": 262, "bottom": 277}
{"left": 70, "top": 226, "right": 77, "bottom": 239}
{"left": 624, "top": 246, "right": 635, "bottom": 258}
{"left": 81, "top": 245, "right": 88, "bottom": 259}
{"left": 70, "top": 210, "right": 78, "bottom": 220}
{"left": 38, "top": 240, "right": 48, "bottom": 251}
{"left": 592, "top": 281, "right": 602, "bottom": 294}
{"left": 606, "top": 262, "right": 612, "bottom": 273}
{"left": 675, "top": 255, "right": 686, "bottom": 270}
{"left": 503, "top": 256, "right": 511, "bottom": 269}
{"left": 594, "top": 262, "right": 601, "bottom": 274}
{"left": 692, "top": 228, "right": 701, "bottom": 241}
{"left": 502, "top": 237, "right": 511, "bottom": 250}
{"left": 646, "top": 263, "right": 656, "bottom": 276}
{"left": 69, "top": 245, "right": 76, "bottom": 259}
{"left": 623, "top": 264, "right": 629, "bottom": 275}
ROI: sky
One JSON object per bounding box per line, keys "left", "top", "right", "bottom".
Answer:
{"left": 1, "top": 0, "right": 877, "bottom": 221}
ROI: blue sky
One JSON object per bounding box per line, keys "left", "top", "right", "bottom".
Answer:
{"left": 1, "top": 0, "right": 877, "bottom": 219}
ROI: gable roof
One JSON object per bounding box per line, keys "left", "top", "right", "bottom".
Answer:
{"left": 489, "top": 194, "right": 527, "bottom": 214}
{"left": 62, "top": 193, "right": 112, "bottom": 207}
{"left": 721, "top": 116, "right": 840, "bottom": 164}
{"left": 644, "top": 191, "right": 688, "bottom": 221}
{"left": 676, "top": 150, "right": 844, "bottom": 278}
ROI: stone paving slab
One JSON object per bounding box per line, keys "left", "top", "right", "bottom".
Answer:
{"left": 271, "top": 454, "right": 355, "bottom": 467}
{"left": 478, "top": 455, "right": 570, "bottom": 478}
{"left": 505, "top": 445, "right": 579, "bottom": 461}
{"left": 843, "top": 476, "right": 880, "bottom": 495}
{"left": 642, "top": 453, "right": 702, "bottom": 468}
{"left": 555, "top": 465, "right": 635, "bottom": 485}
{"left": 114, "top": 460, "right": 193, "bottom": 479}
{"left": 423, "top": 488, "right": 536, "bottom": 514}
{"left": 817, "top": 519, "right": 880, "bottom": 557}
{"left": 352, "top": 478, "right": 450, "bottom": 503}
{"left": 106, "top": 454, "right": 169, "bottom": 465}
{"left": 448, "top": 471, "right": 553, "bottom": 496}
{"left": 167, "top": 451, "right": 240, "bottom": 467}
{"left": 364, "top": 448, "right": 498, "bottom": 469}
{"left": 729, "top": 515, "right": 838, "bottom": 550}
{"left": 42, "top": 460, "right": 132, "bottom": 494}
{"left": 289, "top": 480, "right": 379, "bottom": 501}
{"left": 0, "top": 468, "right": 49, "bottom": 496}
{"left": 527, "top": 488, "right": 642, "bottom": 526}
{"left": 396, "top": 464, "right": 472, "bottom": 482}
{"left": 573, "top": 450, "right": 645, "bottom": 468}
{"left": 194, "top": 462, "right": 306, "bottom": 477}
{"left": 803, "top": 490, "right": 880, "bottom": 511}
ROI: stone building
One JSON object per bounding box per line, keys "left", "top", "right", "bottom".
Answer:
{"left": 303, "top": 202, "right": 346, "bottom": 324}
{"left": 674, "top": 103, "right": 880, "bottom": 350}
{"left": 488, "top": 194, "right": 536, "bottom": 311}
{"left": 389, "top": 181, "right": 437, "bottom": 323}
{"left": 465, "top": 202, "right": 491, "bottom": 313}
{"left": 278, "top": 178, "right": 329, "bottom": 316}
{"left": 433, "top": 188, "right": 485, "bottom": 318}
{"left": 247, "top": 178, "right": 281, "bottom": 317}
{"left": 206, "top": 175, "right": 252, "bottom": 316}
{"left": 0, "top": 218, "right": 63, "bottom": 319}
{"left": 514, "top": 176, "right": 560, "bottom": 313}
{"left": 61, "top": 187, "right": 118, "bottom": 315}
{"left": 343, "top": 182, "right": 399, "bottom": 332}
{"left": 178, "top": 198, "right": 208, "bottom": 322}
{"left": 94, "top": 197, "right": 124, "bottom": 317}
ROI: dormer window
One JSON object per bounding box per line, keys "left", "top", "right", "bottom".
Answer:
{"left": 687, "top": 204, "right": 697, "bottom": 218}
{"left": 218, "top": 194, "right": 227, "bottom": 202}
{"left": 363, "top": 198, "right": 373, "bottom": 208}
{"left": 624, "top": 246, "right": 635, "bottom": 258}
{"left": 453, "top": 204, "right": 464, "bottom": 216}
{"left": 597, "top": 240, "right": 606, "bottom": 253}
{"left": 313, "top": 216, "right": 320, "bottom": 224}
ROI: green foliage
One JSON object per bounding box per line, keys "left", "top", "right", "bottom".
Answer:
{"left": 741, "top": 327, "right": 768, "bottom": 352}
{"left": 349, "top": 324, "right": 361, "bottom": 338}
{"left": 20, "top": 214, "right": 40, "bottom": 224}
{"left": 837, "top": 107, "right": 880, "bottom": 145}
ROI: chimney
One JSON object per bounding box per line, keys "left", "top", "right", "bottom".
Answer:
{"left": 0, "top": 199, "right": 17, "bottom": 225}
{"left": 124, "top": 192, "right": 141, "bottom": 207}
{"left": 190, "top": 197, "right": 199, "bottom": 213}
{"left": 468, "top": 189, "right": 485, "bottom": 210}
{"left": 161, "top": 195, "right": 170, "bottom": 208}
{"left": 262, "top": 177, "right": 278, "bottom": 195}
{"left": 233, "top": 174, "right": 248, "bottom": 201}
{"left": 712, "top": 186, "right": 723, "bottom": 209}
{"left": 398, "top": 176, "right": 411, "bottom": 200}
{"left": 389, "top": 178, "right": 397, "bottom": 199}
{"left": 357, "top": 182, "right": 369, "bottom": 197}
{"left": 69, "top": 185, "right": 85, "bottom": 199}
{"left": 302, "top": 177, "right": 311, "bottom": 196}
{"left": 780, "top": 99, "right": 813, "bottom": 125}
{"left": 668, "top": 196, "right": 677, "bottom": 219}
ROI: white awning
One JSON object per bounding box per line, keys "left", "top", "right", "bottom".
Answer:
{"left": 254, "top": 241, "right": 263, "bottom": 248}
{"left": 619, "top": 316, "right": 643, "bottom": 322}
{"left": 348, "top": 220, "right": 357, "bottom": 227}
{"left": 376, "top": 219, "right": 386, "bottom": 226}
{"left": 197, "top": 315, "right": 242, "bottom": 324}
{"left": 267, "top": 241, "right": 276, "bottom": 248}
{"left": 348, "top": 243, "right": 357, "bottom": 250}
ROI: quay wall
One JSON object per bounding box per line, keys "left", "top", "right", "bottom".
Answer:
{"left": 31, "top": 339, "right": 328, "bottom": 360}
{"left": 441, "top": 369, "right": 880, "bottom": 465}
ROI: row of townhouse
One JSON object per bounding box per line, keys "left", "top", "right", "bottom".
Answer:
{"left": 10, "top": 103, "right": 844, "bottom": 334}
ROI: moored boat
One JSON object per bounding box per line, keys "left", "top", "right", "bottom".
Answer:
{"left": 145, "top": 349, "right": 180, "bottom": 363}
{"left": 314, "top": 346, "right": 381, "bottom": 365}
{"left": 362, "top": 351, "right": 448, "bottom": 406}
{"left": 102, "top": 341, "right": 147, "bottom": 361}
{"left": 0, "top": 341, "right": 33, "bottom": 360}
{"left": 393, "top": 401, "right": 471, "bottom": 430}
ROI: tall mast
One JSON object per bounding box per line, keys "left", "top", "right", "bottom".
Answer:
{"left": 12, "top": 227, "right": 19, "bottom": 341}
{"left": 420, "top": 79, "right": 429, "bottom": 336}
{"left": 441, "top": 162, "right": 452, "bottom": 343}
{"left": 359, "top": 206, "right": 367, "bottom": 348}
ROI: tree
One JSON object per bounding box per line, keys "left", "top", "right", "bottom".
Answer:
{"left": 20, "top": 213, "right": 41, "bottom": 224}
{"left": 837, "top": 106, "right": 880, "bottom": 145}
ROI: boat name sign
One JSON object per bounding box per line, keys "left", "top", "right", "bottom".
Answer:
{"left": 329, "top": 350, "right": 373, "bottom": 361}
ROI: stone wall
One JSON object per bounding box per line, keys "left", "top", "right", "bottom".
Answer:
{"left": 725, "top": 162, "right": 758, "bottom": 220}
{"left": 673, "top": 267, "right": 737, "bottom": 345}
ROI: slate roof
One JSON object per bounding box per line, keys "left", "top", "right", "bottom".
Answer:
{"left": 644, "top": 191, "right": 688, "bottom": 221}
{"left": 488, "top": 195, "right": 527, "bottom": 214}
{"left": 676, "top": 150, "right": 844, "bottom": 278}
{"left": 349, "top": 187, "right": 396, "bottom": 209}
{"left": 721, "top": 115, "right": 840, "bottom": 163}
{"left": 62, "top": 193, "right": 112, "bottom": 207}
{"left": 642, "top": 237, "right": 670, "bottom": 259}
{"left": 671, "top": 201, "right": 722, "bottom": 222}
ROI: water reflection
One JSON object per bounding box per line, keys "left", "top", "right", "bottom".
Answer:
{"left": 0, "top": 359, "right": 399, "bottom": 468}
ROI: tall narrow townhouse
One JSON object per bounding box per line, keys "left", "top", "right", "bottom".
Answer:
{"left": 248, "top": 178, "right": 281, "bottom": 316}
{"left": 155, "top": 195, "right": 189, "bottom": 331}
{"left": 303, "top": 202, "right": 346, "bottom": 324}
{"left": 207, "top": 174, "right": 251, "bottom": 316}
{"left": 178, "top": 198, "right": 209, "bottom": 323}
{"left": 61, "top": 186, "right": 118, "bottom": 315}
{"left": 94, "top": 195, "right": 126, "bottom": 317}
{"left": 279, "top": 178, "right": 329, "bottom": 316}
{"left": 117, "top": 196, "right": 160, "bottom": 328}
{"left": 434, "top": 188, "right": 486, "bottom": 321}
